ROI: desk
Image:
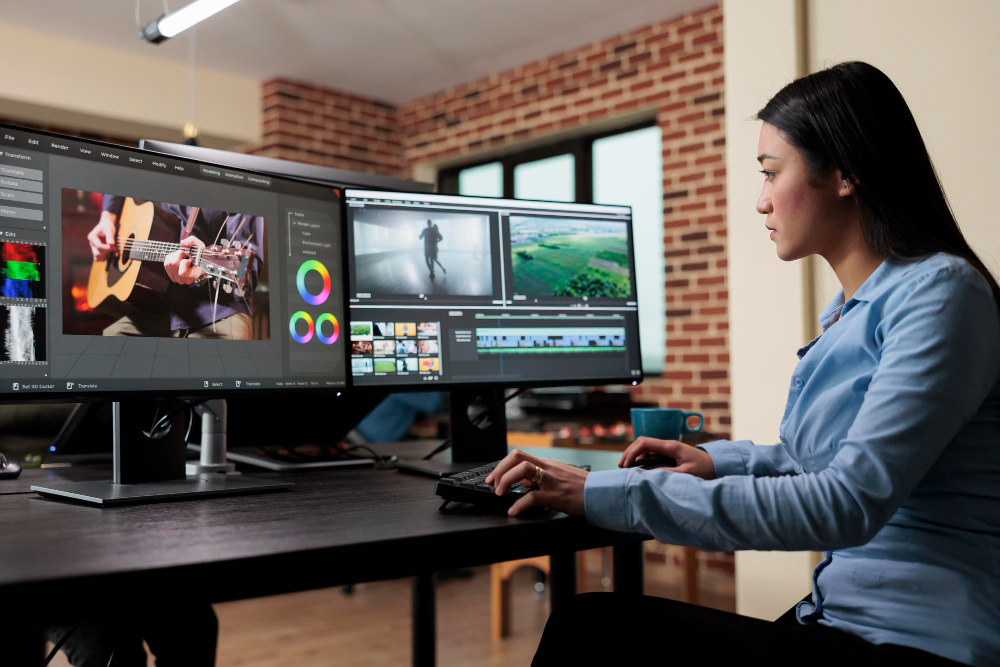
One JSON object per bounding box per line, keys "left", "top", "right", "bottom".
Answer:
{"left": 0, "top": 442, "right": 646, "bottom": 666}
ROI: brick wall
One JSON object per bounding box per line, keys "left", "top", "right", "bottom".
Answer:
{"left": 399, "top": 5, "right": 730, "bottom": 437}
{"left": 247, "top": 5, "right": 730, "bottom": 438}
{"left": 251, "top": 79, "right": 404, "bottom": 176}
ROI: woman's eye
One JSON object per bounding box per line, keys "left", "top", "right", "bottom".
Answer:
{"left": 759, "top": 169, "right": 774, "bottom": 181}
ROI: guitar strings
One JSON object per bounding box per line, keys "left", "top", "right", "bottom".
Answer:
{"left": 116, "top": 241, "right": 240, "bottom": 256}
{"left": 115, "top": 239, "right": 240, "bottom": 257}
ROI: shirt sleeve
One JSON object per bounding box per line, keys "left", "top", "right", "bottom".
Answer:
{"left": 101, "top": 195, "right": 125, "bottom": 216}
{"left": 586, "top": 264, "right": 1000, "bottom": 551}
{"left": 696, "top": 439, "right": 801, "bottom": 477}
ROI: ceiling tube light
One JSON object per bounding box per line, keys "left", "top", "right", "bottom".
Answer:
{"left": 141, "top": 0, "right": 242, "bottom": 43}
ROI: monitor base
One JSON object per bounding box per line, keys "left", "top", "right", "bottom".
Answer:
{"left": 31, "top": 475, "right": 291, "bottom": 507}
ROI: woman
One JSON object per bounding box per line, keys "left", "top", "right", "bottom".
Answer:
{"left": 486, "top": 61, "right": 999, "bottom": 666}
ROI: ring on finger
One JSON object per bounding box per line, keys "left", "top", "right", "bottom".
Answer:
{"left": 531, "top": 465, "right": 544, "bottom": 486}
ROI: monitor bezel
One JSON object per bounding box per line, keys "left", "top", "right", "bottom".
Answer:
{"left": 0, "top": 121, "right": 351, "bottom": 404}
{"left": 340, "top": 187, "right": 645, "bottom": 393}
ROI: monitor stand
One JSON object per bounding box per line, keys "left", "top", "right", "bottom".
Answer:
{"left": 395, "top": 390, "right": 510, "bottom": 478}
{"left": 31, "top": 400, "right": 291, "bottom": 506}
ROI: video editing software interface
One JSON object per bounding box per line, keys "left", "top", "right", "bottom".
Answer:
{"left": 0, "top": 124, "right": 346, "bottom": 397}
{"left": 344, "top": 189, "right": 642, "bottom": 387}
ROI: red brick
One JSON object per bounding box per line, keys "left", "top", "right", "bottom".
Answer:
{"left": 631, "top": 79, "right": 655, "bottom": 93}
{"left": 678, "top": 51, "right": 706, "bottom": 64}
{"left": 658, "top": 43, "right": 686, "bottom": 57}
{"left": 678, "top": 82, "right": 706, "bottom": 95}
{"left": 681, "top": 354, "right": 710, "bottom": 363}
{"left": 697, "top": 245, "right": 725, "bottom": 255}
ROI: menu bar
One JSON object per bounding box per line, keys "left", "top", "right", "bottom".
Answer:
{"left": 1, "top": 125, "right": 314, "bottom": 198}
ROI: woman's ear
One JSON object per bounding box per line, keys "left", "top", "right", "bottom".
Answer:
{"left": 838, "top": 172, "right": 857, "bottom": 197}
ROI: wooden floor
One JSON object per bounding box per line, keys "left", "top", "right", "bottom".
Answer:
{"left": 47, "top": 549, "right": 735, "bottom": 666}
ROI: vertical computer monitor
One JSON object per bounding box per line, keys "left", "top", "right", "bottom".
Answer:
{"left": 0, "top": 122, "right": 347, "bottom": 401}
{"left": 343, "top": 189, "right": 643, "bottom": 389}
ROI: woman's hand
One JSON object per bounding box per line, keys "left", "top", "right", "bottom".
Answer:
{"left": 484, "top": 449, "right": 589, "bottom": 518}
{"left": 618, "top": 437, "right": 716, "bottom": 480}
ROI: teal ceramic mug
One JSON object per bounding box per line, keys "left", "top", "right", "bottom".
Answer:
{"left": 630, "top": 408, "right": 703, "bottom": 441}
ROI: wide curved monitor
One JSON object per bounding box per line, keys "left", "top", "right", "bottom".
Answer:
{"left": 0, "top": 122, "right": 347, "bottom": 401}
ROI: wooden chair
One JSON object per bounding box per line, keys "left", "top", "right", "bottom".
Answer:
{"left": 491, "top": 546, "right": 702, "bottom": 639}
{"left": 490, "top": 551, "right": 598, "bottom": 640}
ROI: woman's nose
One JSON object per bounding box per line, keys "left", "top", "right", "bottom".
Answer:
{"left": 756, "top": 187, "right": 772, "bottom": 215}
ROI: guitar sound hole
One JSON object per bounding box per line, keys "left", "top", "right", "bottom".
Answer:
{"left": 120, "top": 234, "right": 135, "bottom": 267}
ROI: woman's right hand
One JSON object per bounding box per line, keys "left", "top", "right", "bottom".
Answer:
{"left": 618, "top": 437, "right": 716, "bottom": 480}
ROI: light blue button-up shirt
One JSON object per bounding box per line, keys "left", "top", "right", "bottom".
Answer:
{"left": 585, "top": 253, "right": 1000, "bottom": 666}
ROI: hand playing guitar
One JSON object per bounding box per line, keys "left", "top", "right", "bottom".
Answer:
{"left": 164, "top": 236, "right": 206, "bottom": 285}
{"left": 87, "top": 210, "right": 118, "bottom": 261}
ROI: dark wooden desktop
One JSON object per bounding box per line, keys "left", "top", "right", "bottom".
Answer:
{"left": 0, "top": 442, "right": 646, "bottom": 666}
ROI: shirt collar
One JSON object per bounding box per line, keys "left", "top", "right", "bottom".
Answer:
{"left": 816, "top": 258, "right": 892, "bottom": 332}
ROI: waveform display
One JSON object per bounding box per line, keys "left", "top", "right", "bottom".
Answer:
{"left": 1, "top": 304, "right": 46, "bottom": 362}
{"left": 0, "top": 242, "right": 45, "bottom": 299}
{"left": 476, "top": 327, "right": 626, "bottom": 354}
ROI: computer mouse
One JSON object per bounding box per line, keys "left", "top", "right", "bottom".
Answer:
{"left": 0, "top": 452, "right": 22, "bottom": 480}
{"left": 627, "top": 454, "right": 676, "bottom": 469}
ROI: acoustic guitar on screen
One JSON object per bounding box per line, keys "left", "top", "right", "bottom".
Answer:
{"left": 86, "top": 197, "right": 256, "bottom": 312}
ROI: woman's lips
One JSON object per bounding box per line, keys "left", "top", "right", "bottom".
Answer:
{"left": 765, "top": 223, "right": 776, "bottom": 240}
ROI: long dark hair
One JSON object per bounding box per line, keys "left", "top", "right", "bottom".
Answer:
{"left": 756, "top": 61, "right": 1000, "bottom": 306}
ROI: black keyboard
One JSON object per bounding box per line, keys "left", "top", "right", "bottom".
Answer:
{"left": 435, "top": 460, "right": 590, "bottom": 511}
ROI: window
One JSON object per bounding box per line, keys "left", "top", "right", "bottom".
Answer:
{"left": 457, "top": 162, "right": 503, "bottom": 197}
{"left": 513, "top": 153, "right": 575, "bottom": 202}
{"left": 593, "top": 126, "right": 664, "bottom": 374}
{"left": 439, "top": 121, "right": 666, "bottom": 373}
